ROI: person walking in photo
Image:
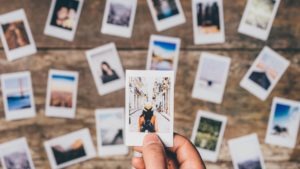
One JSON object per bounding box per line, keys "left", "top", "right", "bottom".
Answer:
{"left": 139, "top": 103, "right": 157, "bottom": 132}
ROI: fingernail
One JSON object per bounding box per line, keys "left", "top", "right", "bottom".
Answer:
{"left": 133, "top": 151, "right": 142, "bottom": 157}
{"left": 143, "top": 134, "right": 160, "bottom": 146}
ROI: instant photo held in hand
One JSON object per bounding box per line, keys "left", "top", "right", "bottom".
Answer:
{"left": 125, "top": 70, "right": 175, "bottom": 147}
{"left": 1, "top": 71, "right": 36, "bottom": 121}
{"left": 0, "top": 138, "right": 35, "bottom": 169}
{"left": 0, "top": 9, "right": 37, "bottom": 61}
{"left": 86, "top": 43, "right": 125, "bottom": 96}
{"left": 95, "top": 108, "right": 128, "bottom": 157}
{"left": 192, "top": 0, "right": 225, "bottom": 44}
{"left": 146, "top": 35, "right": 181, "bottom": 75}
{"left": 240, "top": 46, "right": 290, "bottom": 101}
{"left": 147, "top": 0, "right": 186, "bottom": 31}
{"left": 228, "top": 134, "right": 266, "bottom": 169}
{"left": 265, "top": 97, "right": 300, "bottom": 148}
{"left": 44, "top": 0, "right": 84, "bottom": 41}
{"left": 44, "top": 129, "right": 96, "bottom": 169}
{"left": 45, "top": 70, "right": 79, "bottom": 119}
{"left": 101, "top": 0, "right": 137, "bottom": 38}
{"left": 238, "top": 0, "right": 281, "bottom": 41}
{"left": 192, "top": 52, "right": 230, "bottom": 104}
{"left": 191, "top": 110, "right": 227, "bottom": 162}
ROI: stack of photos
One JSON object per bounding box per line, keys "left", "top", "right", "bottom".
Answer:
{"left": 228, "top": 134, "right": 266, "bottom": 169}
{"left": 238, "top": 0, "right": 281, "bottom": 41}
{"left": 0, "top": 9, "right": 37, "bottom": 61}
{"left": 1, "top": 71, "right": 36, "bottom": 121}
{"left": 265, "top": 97, "right": 300, "bottom": 148}
{"left": 86, "top": 43, "right": 125, "bottom": 96}
{"left": 147, "top": 0, "right": 186, "bottom": 31}
{"left": 101, "top": 0, "right": 137, "bottom": 38}
{"left": 44, "top": 129, "right": 96, "bottom": 169}
{"left": 191, "top": 110, "right": 227, "bottom": 162}
{"left": 240, "top": 46, "right": 290, "bottom": 101}
{"left": 44, "top": 0, "right": 84, "bottom": 41}
{"left": 45, "top": 70, "right": 79, "bottom": 119}
{"left": 95, "top": 108, "right": 128, "bottom": 157}
{"left": 125, "top": 70, "right": 175, "bottom": 147}
{"left": 192, "top": 0, "right": 225, "bottom": 44}
{"left": 0, "top": 138, "right": 35, "bottom": 169}
{"left": 192, "top": 53, "right": 231, "bottom": 104}
{"left": 146, "top": 35, "right": 181, "bottom": 75}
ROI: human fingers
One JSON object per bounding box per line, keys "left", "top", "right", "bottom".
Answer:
{"left": 132, "top": 157, "right": 145, "bottom": 169}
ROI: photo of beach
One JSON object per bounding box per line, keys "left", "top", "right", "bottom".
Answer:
{"left": 50, "top": 74, "right": 75, "bottom": 108}
{"left": 270, "top": 103, "right": 299, "bottom": 138}
{"left": 4, "top": 76, "right": 32, "bottom": 111}
{"left": 150, "top": 41, "right": 177, "bottom": 70}
{"left": 245, "top": 0, "right": 276, "bottom": 30}
{"left": 2, "top": 20, "right": 30, "bottom": 50}
{"left": 194, "top": 117, "right": 222, "bottom": 151}
{"left": 51, "top": 139, "right": 86, "bottom": 165}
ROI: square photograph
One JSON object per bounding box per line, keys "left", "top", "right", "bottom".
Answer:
{"left": 0, "top": 138, "right": 35, "bottom": 169}
{"left": 95, "top": 108, "right": 128, "bottom": 157}
{"left": 238, "top": 0, "right": 281, "bottom": 41}
{"left": 125, "top": 70, "right": 175, "bottom": 147}
{"left": 146, "top": 35, "right": 181, "bottom": 74}
{"left": 86, "top": 43, "right": 125, "bottom": 96}
{"left": 265, "top": 97, "right": 300, "bottom": 148}
{"left": 191, "top": 110, "right": 227, "bottom": 162}
{"left": 101, "top": 0, "right": 137, "bottom": 38}
{"left": 147, "top": 0, "right": 186, "bottom": 31}
{"left": 240, "top": 46, "right": 290, "bottom": 101}
{"left": 44, "top": 129, "right": 96, "bottom": 169}
{"left": 1, "top": 71, "right": 36, "bottom": 121}
{"left": 44, "top": 0, "right": 84, "bottom": 41}
{"left": 45, "top": 70, "right": 79, "bottom": 119}
{"left": 192, "top": 0, "right": 225, "bottom": 44}
{"left": 0, "top": 9, "right": 37, "bottom": 61}
{"left": 192, "top": 53, "right": 231, "bottom": 104}
{"left": 228, "top": 134, "right": 266, "bottom": 169}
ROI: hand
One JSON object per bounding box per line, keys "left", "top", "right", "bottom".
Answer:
{"left": 132, "top": 133, "right": 206, "bottom": 169}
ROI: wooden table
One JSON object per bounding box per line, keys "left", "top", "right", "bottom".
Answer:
{"left": 0, "top": 0, "right": 299, "bottom": 169}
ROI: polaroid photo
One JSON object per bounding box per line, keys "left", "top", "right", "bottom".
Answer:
{"left": 228, "top": 134, "right": 266, "bottom": 169}
{"left": 147, "top": 0, "right": 186, "bottom": 32}
{"left": 192, "top": 52, "right": 231, "bottom": 104}
{"left": 1, "top": 71, "right": 36, "bottom": 121}
{"left": 101, "top": 0, "right": 137, "bottom": 38}
{"left": 86, "top": 43, "right": 125, "bottom": 96}
{"left": 44, "top": 128, "right": 96, "bottom": 169}
{"left": 45, "top": 69, "right": 79, "bottom": 119}
{"left": 0, "top": 9, "right": 37, "bottom": 61}
{"left": 44, "top": 0, "right": 84, "bottom": 41}
{"left": 146, "top": 35, "right": 181, "bottom": 76}
{"left": 265, "top": 97, "right": 300, "bottom": 148}
{"left": 238, "top": 0, "right": 281, "bottom": 41}
{"left": 0, "top": 138, "right": 35, "bottom": 169}
{"left": 125, "top": 70, "right": 175, "bottom": 147}
{"left": 192, "top": 0, "right": 225, "bottom": 44}
{"left": 95, "top": 108, "right": 128, "bottom": 157}
{"left": 240, "top": 46, "right": 290, "bottom": 101}
{"left": 191, "top": 110, "right": 227, "bottom": 162}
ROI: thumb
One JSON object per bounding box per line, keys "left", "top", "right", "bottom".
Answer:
{"left": 142, "top": 134, "right": 167, "bottom": 169}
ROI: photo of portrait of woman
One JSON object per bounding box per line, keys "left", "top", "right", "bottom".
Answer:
{"left": 100, "top": 61, "right": 120, "bottom": 84}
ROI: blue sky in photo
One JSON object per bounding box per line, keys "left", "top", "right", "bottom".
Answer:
{"left": 273, "top": 103, "right": 291, "bottom": 125}
{"left": 4, "top": 77, "right": 29, "bottom": 90}
{"left": 52, "top": 74, "right": 75, "bottom": 82}
{"left": 154, "top": 41, "right": 177, "bottom": 52}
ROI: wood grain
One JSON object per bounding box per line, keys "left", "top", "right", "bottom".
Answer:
{"left": 0, "top": 0, "right": 300, "bottom": 168}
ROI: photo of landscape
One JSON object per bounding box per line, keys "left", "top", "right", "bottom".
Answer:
{"left": 107, "top": 1, "right": 132, "bottom": 27}
{"left": 152, "top": 0, "right": 179, "bottom": 20}
{"left": 3, "top": 149, "right": 32, "bottom": 169}
{"left": 51, "top": 139, "right": 86, "bottom": 165}
{"left": 194, "top": 117, "right": 222, "bottom": 151}
{"left": 50, "top": 74, "right": 75, "bottom": 108}
{"left": 4, "top": 76, "right": 32, "bottom": 111}
{"left": 150, "top": 40, "right": 177, "bottom": 70}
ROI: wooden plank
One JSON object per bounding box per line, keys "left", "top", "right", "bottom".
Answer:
{"left": 0, "top": 50, "right": 299, "bottom": 168}
{"left": 0, "top": 0, "right": 299, "bottom": 49}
